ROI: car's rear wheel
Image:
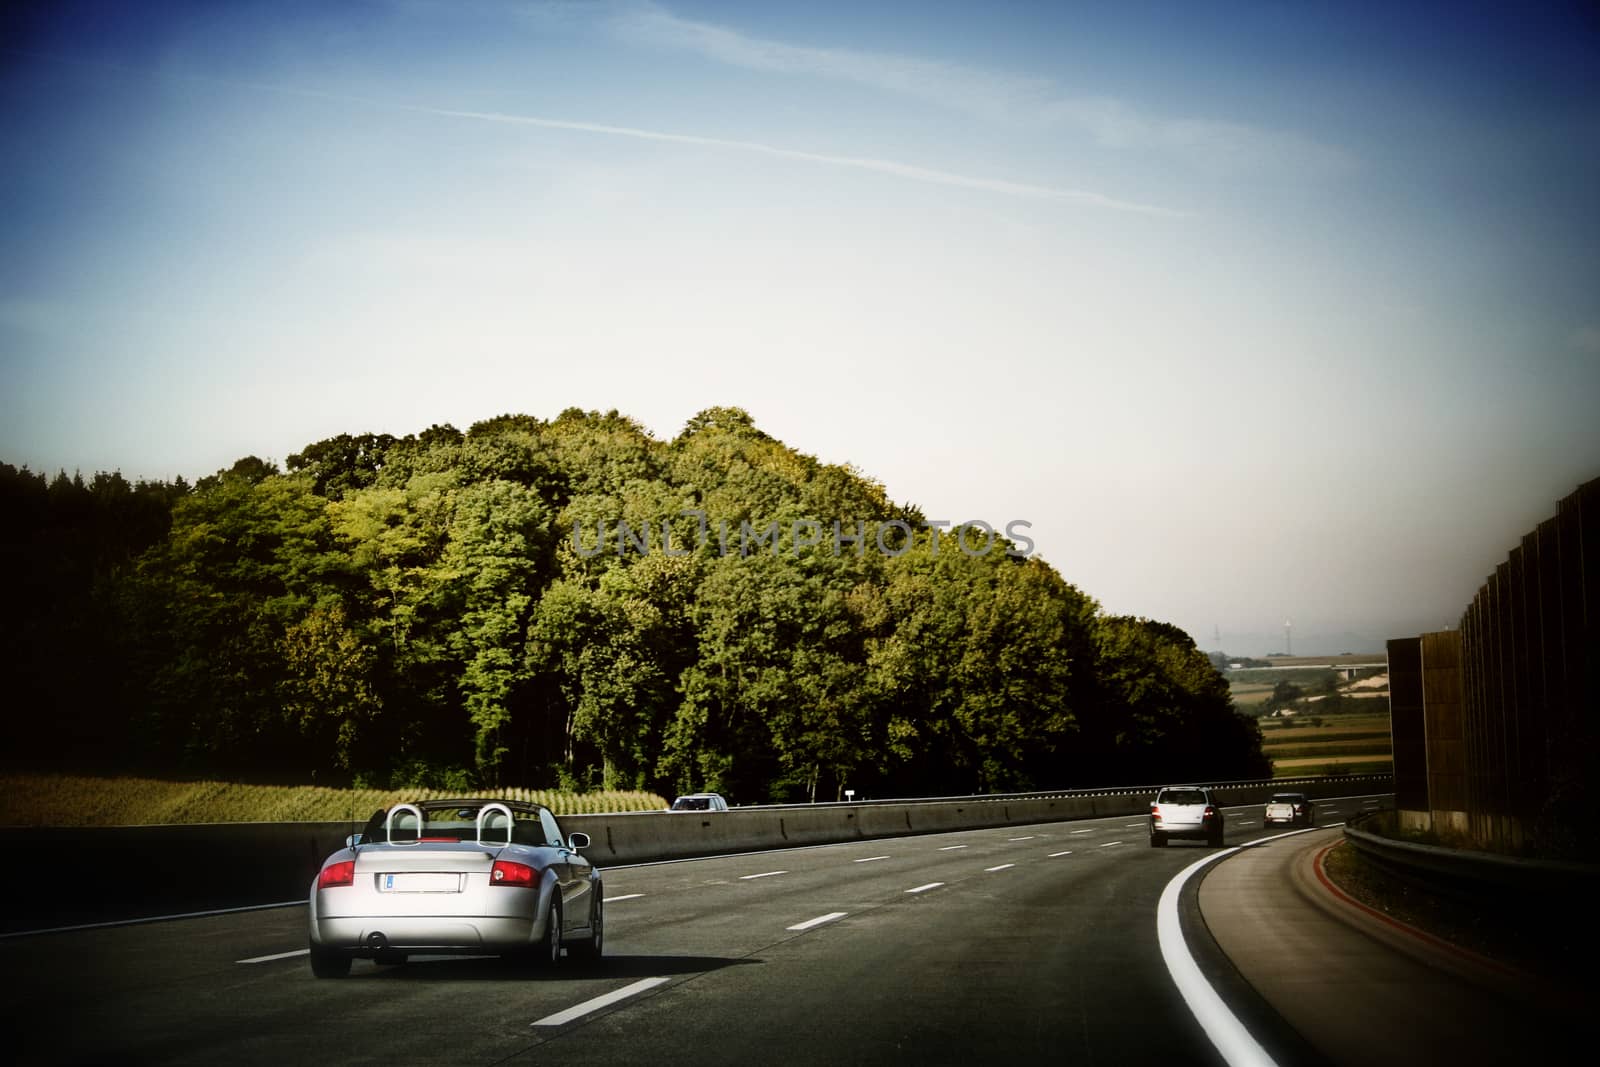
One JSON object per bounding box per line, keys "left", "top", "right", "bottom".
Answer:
{"left": 1209, "top": 831, "right": 1224, "bottom": 847}
{"left": 309, "top": 943, "right": 351, "bottom": 979}
{"left": 529, "top": 899, "right": 562, "bottom": 971}
{"left": 568, "top": 890, "right": 603, "bottom": 962}
{"left": 1149, "top": 832, "right": 1167, "bottom": 848}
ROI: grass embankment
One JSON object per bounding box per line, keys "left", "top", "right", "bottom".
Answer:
{"left": 1322, "top": 839, "right": 1578, "bottom": 980}
{"left": 0, "top": 774, "right": 669, "bottom": 826}
{"left": 1259, "top": 712, "right": 1392, "bottom": 777}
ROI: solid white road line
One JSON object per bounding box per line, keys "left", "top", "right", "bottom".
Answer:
{"left": 985, "top": 864, "right": 1015, "bottom": 872}
{"left": 532, "top": 977, "right": 672, "bottom": 1027}
{"left": 604, "top": 893, "right": 644, "bottom": 902}
{"left": 237, "top": 949, "right": 310, "bottom": 964}
{"left": 1048, "top": 850, "right": 1073, "bottom": 857}
{"left": 740, "top": 870, "right": 788, "bottom": 880}
{"left": 1157, "top": 849, "right": 1278, "bottom": 1067}
{"left": 937, "top": 845, "right": 968, "bottom": 851}
{"left": 0, "top": 899, "right": 307, "bottom": 940}
{"left": 787, "top": 912, "right": 848, "bottom": 932}
{"left": 906, "top": 882, "right": 944, "bottom": 894}
{"left": 854, "top": 856, "right": 890, "bottom": 863}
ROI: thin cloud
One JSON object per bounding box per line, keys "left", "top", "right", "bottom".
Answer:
{"left": 611, "top": 3, "right": 1355, "bottom": 178}
{"left": 2, "top": 49, "right": 1185, "bottom": 217}
{"left": 401, "top": 105, "right": 1189, "bottom": 216}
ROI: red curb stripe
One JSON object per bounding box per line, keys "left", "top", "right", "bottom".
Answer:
{"left": 1312, "top": 842, "right": 1521, "bottom": 977}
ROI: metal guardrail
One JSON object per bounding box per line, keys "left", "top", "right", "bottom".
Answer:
{"left": 1342, "top": 812, "right": 1600, "bottom": 897}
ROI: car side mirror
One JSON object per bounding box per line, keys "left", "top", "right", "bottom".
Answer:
{"left": 568, "top": 832, "right": 590, "bottom": 850}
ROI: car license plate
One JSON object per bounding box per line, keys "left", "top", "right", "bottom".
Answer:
{"left": 381, "top": 873, "right": 462, "bottom": 893}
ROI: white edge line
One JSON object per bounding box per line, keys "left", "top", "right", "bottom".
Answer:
{"left": 739, "top": 870, "right": 787, "bottom": 880}
{"left": 532, "top": 976, "right": 672, "bottom": 1028}
{"left": 787, "top": 911, "right": 848, "bottom": 932}
{"left": 604, "top": 893, "right": 644, "bottom": 902}
{"left": 238, "top": 948, "right": 310, "bottom": 964}
{"left": 1155, "top": 832, "right": 1324, "bottom": 1067}
{"left": 906, "top": 882, "right": 944, "bottom": 894}
{"left": 1, "top": 899, "right": 306, "bottom": 940}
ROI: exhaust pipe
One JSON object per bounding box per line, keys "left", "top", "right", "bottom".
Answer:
{"left": 366, "top": 932, "right": 388, "bottom": 951}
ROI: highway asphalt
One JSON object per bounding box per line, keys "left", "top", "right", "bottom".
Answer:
{"left": 1, "top": 792, "right": 1552, "bottom": 1066}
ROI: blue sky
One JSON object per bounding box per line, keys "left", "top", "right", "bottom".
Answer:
{"left": 3, "top": 0, "right": 1597, "bottom": 655}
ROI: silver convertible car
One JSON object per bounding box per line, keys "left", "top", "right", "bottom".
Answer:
{"left": 308, "top": 798, "right": 602, "bottom": 977}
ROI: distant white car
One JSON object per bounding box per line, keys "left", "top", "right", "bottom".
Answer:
{"left": 669, "top": 793, "right": 729, "bottom": 812}
{"left": 1264, "top": 792, "right": 1316, "bottom": 827}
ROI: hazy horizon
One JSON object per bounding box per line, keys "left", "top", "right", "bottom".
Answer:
{"left": 4, "top": 1, "right": 1596, "bottom": 659}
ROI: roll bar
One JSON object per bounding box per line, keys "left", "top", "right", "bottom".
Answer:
{"left": 385, "top": 803, "right": 423, "bottom": 845}
{"left": 476, "top": 802, "right": 515, "bottom": 846}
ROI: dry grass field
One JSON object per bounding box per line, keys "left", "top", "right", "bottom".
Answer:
{"left": 0, "top": 774, "right": 669, "bottom": 826}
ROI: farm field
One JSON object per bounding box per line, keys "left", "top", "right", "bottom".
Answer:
{"left": 1230, "top": 683, "right": 1276, "bottom": 708}
{"left": 0, "top": 774, "right": 669, "bottom": 826}
{"left": 1257, "top": 713, "right": 1392, "bottom": 777}
{"left": 1272, "top": 756, "right": 1393, "bottom": 776}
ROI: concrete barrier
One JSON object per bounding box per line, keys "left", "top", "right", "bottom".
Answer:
{"left": 0, "top": 776, "right": 1393, "bottom": 930}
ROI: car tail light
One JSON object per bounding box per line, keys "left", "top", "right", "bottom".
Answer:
{"left": 490, "top": 860, "right": 537, "bottom": 887}
{"left": 318, "top": 860, "right": 355, "bottom": 889}
{"left": 1204, "top": 806, "right": 1218, "bottom": 820}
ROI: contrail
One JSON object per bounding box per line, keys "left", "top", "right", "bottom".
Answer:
{"left": 2, "top": 48, "right": 1186, "bottom": 216}
{"left": 399, "top": 104, "right": 1189, "bottom": 217}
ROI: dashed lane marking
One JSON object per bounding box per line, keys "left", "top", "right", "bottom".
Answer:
{"left": 532, "top": 977, "right": 672, "bottom": 1028}
{"left": 237, "top": 949, "right": 309, "bottom": 964}
{"left": 787, "top": 912, "right": 848, "bottom": 932}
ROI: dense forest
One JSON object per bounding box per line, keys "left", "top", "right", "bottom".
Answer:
{"left": 0, "top": 407, "right": 1268, "bottom": 801}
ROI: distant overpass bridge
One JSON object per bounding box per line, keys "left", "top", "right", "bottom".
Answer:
{"left": 1229, "top": 654, "right": 1387, "bottom": 680}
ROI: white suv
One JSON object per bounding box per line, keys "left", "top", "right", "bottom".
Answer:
{"left": 1149, "top": 785, "right": 1224, "bottom": 847}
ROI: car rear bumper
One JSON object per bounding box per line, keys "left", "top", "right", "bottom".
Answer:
{"left": 312, "top": 914, "right": 540, "bottom": 954}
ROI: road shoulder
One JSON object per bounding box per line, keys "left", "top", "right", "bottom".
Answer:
{"left": 1196, "top": 828, "right": 1579, "bottom": 1067}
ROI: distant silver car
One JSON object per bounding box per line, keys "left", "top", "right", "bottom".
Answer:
{"left": 1149, "top": 785, "right": 1225, "bottom": 847}
{"left": 1264, "top": 792, "right": 1315, "bottom": 827}
{"left": 669, "top": 792, "right": 729, "bottom": 812}
{"left": 308, "top": 799, "right": 602, "bottom": 977}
